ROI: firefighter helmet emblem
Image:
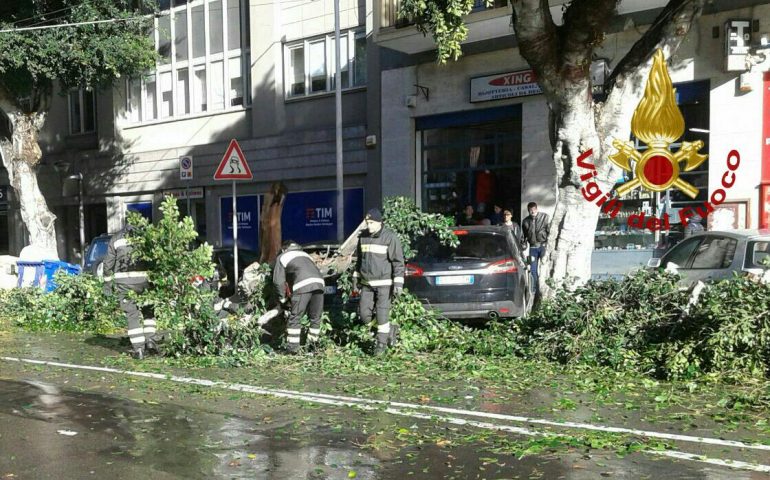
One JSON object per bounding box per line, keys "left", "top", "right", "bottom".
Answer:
{"left": 609, "top": 49, "right": 707, "bottom": 199}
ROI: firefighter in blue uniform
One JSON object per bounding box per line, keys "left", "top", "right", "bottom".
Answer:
{"left": 273, "top": 240, "right": 326, "bottom": 354}
{"left": 352, "top": 208, "right": 405, "bottom": 355}
{"left": 103, "top": 224, "right": 157, "bottom": 359}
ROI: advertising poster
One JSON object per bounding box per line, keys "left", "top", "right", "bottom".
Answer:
{"left": 281, "top": 188, "right": 364, "bottom": 245}
{"left": 220, "top": 195, "right": 259, "bottom": 251}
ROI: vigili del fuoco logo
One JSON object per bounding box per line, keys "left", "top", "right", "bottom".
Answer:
{"left": 579, "top": 49, "right": 741, "bottom": 231}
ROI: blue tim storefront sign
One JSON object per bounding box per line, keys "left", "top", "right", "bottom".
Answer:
{"left": 219, "top": 189, "right": 364, "bottom": 250}
{"left": 220, "top": 195, "right": 259, "bottom": 251}
{"left": 281, "top": 189, "right": 364, "bottom": 244}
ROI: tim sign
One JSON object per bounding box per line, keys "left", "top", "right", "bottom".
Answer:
{"left": 470, "top": 69, "right": 543, "bottom": 103}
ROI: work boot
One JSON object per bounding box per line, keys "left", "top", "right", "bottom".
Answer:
{"left": 388, "top": 324, "right": 400, "bottom": 348}
{"left": 145, "top": 339, "right": 160, "bottom": 355}
{"left": 286, "top": 345, "right": 300, "bottom": 355}
{"left": 373, "top": 341, "right": 388, "bottom": 356}
{"left": 131, "top": 348, "right": 145, "bottom": 360}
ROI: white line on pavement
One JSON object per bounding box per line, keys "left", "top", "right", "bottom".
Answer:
{"left": 3, "top": 355, "right": 770, "bottom": 474}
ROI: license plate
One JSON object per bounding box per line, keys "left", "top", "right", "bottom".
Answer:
{"left": 435, "top": 275, "right": 474, "bottom": 286}
{"left": 324, "top": 285, "right": 337, "bottom": 295}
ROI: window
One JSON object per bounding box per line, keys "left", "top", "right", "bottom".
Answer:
{"left": 662, "top": 237, "right": 702, "bottom": 269}
{"left": 745, "top": 241, "right": 770, "bottom": 268}
{"left": 126, "top": 0, "right": 250, "bottom": 124}
{"left": 283, "top": 29, "right": 367, "bottom": 98}
{"left": 690, "top": 236, "right": 737, "bottom": 269}
{"left": 68, "top": 89, "right": 96, "bottom": 134}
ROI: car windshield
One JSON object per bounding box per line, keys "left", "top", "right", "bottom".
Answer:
{"left": 87, "top": 239, "right": 109, "bottom": 263}
{"left": 413, "top": 232, "right": 509, "bottom": 262}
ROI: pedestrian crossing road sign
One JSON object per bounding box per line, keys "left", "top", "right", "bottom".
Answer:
{"left": 214, "top": 139, "right": 253, "bottom": 180}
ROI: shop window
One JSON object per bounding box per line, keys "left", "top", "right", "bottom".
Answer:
{"left": 418, "top": 106, "right": 523, "bottom": 223}
{"left": 283, "top": 29, "right": 367, "bottom": 99}
{"left": 68, "top": 89, "right": 96, "bottom": 135}
{"left": 126, "top": 0, "right": 250, "bottom": 124}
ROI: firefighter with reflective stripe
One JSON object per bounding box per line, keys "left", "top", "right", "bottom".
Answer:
{"left": 103, "top": 224, "right": 156, "bottom": 360}
{"left": 273, "top": 240, "right": 325, "bottom": 354}
{"left": 352, "top": 208, "right": 405, "bottom": 355}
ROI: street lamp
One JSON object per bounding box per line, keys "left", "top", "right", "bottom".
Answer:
{"left": 58, "top": 166, "right": 85, "bottom": 264}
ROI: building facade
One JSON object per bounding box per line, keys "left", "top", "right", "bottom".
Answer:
{"left": 1, "top": 0, "right": 380, "bottom": 261}
{"left": 1, "top": 0, "right": 769, "bottom": 267}
{"left": 375, "top": 0, "right": 770, "bottom": 256}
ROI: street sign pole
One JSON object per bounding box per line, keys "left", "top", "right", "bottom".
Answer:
{"left": 186, "top": 185, "right": 191, "bottom": 215}
{"left": 214, "top": 139, "right": 253, "bottom": 291}
{"left": 232, "top": 181, "right": 239, "bottom": 289}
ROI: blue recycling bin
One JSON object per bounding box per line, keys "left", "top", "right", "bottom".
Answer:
{"left": 41, "top": 260, "right": 82, "bottom": 292}
{"left": 16, "top": 260, "right": 46, "bottom": 288}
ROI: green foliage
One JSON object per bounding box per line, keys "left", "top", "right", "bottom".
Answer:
{"left": 127, "top": 196, "right": 215, "bottom": 331}
{"left": 382, "top": 196, "right": 458, "bottom": 260}
{"left": 520, "top": 270, "right": 770, "bottom": 380}
{"left": 1, "top": 272, "right": 120, "bottom": 333}
{"left": 0, "top": 0, "right": 157, "bottom": 106}
{"left": 399, "top": 0, "right": 490, "bottom": 63}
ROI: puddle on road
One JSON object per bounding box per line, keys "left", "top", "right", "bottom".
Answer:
{"left": 0, "top": 379, "right": 381, "bottom": 479}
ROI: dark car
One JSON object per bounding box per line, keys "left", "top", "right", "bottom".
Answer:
{"left": 83, "top": 233, "right": 113, "bottom": 277}
{"left": 405, "top": 226, "right": 531, "bottom": 320}
{"left": 301, "top": 242, "right": 347, "bottom": 305}
{"left": 212, "top": 247, "right": 261, "bottom": 297}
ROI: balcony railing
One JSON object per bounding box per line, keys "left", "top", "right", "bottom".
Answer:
{"left": 381, "top": 0, "right": 510, "bottom": 29}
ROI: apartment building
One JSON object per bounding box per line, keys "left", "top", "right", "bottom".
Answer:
{"left": 1, "top": 0, "right": 379, "bottom": 260}
{"left": 374, "top": 0, "right": 770, "bottom": 254}
{"left": 1, "top": 0, "right": 769, "bottom": 263}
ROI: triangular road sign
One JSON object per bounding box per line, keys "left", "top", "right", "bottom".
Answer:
{"left": 214, "top": 139, "right": 253, "bottom": 180}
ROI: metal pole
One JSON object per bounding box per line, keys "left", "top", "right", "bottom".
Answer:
{"left": 232, "top": 181, "right": 239, "bottom": 289}
{"left": 78, "top": 173, "right": 85, "bottom": 263}
{"left": 186, "top": 184, "right": 191, "bottom": 217}
{"left": 334, "top": 0, "right": 344, "bottom": 243}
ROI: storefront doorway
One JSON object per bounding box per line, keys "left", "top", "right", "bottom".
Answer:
{"left": 417, "top": 105, "right": 523, "bottom": 223}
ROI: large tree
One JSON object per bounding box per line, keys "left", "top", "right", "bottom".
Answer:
{"left": 0, "top": 0, "right": 156, "bottom": 253}
{"left": 402, "top": 0, "right": 705, "bottom": 297}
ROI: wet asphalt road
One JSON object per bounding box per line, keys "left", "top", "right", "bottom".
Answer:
{"left": 1, "top": 368, "right": 769, "bottom": 480}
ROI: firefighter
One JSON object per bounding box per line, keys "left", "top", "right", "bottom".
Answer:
{"left": 352, "top": 208, "right": 405, "bottom": 356}
{"left": 273, "top": 240, "right": 325, "bottom": 354}
{"left": 103, "top": 224, "right": 156, "bottom": 360}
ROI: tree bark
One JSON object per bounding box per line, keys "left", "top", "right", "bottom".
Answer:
{"left": 259, "top": 182, "right": 288, "bottom": 264}
{"left": 510, "top": 0, "right": 705, "bottom": 297}
{"left": 0, "top": 110, "right": 58, "bottom": 253}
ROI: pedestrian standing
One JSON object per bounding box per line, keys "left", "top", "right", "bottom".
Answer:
{"left": 521, "top": 202, "right": 550, "bottom": 295}
{"left": 489, "top": 204, "right": 505, "bottom": 225}
{"left": 272, "top": 240, "right": 325, "bottom": 354}
{"left": 502, "top": 209, "right": 523, "bottom": 246}
{"left": 456, "top": 204, "right": 477, "bottom": 226}
{"left": 352, "top": 208, "right": 405, "bottom": 355}
{"left": 103, "top": 224, "right": 156, "bottom": 360}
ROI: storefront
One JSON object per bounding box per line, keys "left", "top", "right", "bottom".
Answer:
{"left": 594, "top": 79, "right": 711, "bottom": 252}
{"left": 417, "top": 105, "right": 523, "bottom": 221}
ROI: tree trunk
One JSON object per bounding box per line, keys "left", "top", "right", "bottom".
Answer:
{"left": 0, "top": 111, "right": 57, "bottom": 253}
{"left": 259, "top": 182, "right": 288, "bottom": 264}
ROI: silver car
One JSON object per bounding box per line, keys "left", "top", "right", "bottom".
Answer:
{"left": 647, "top": 230, "right": 770, "bottom": 285}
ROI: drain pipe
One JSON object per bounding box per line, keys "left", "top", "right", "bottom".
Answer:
{"left": 760, "top": 72, "right": 770, "bottom": 229}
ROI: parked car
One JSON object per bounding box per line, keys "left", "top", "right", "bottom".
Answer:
{"left": 647, "top": 230, "right": 770, "bottom": 285}
{"left": 83, "top": 233, "right": 113, "bottom": 277}
{"left": 300, "top": 242, "right": 348, "bottom": 306}
{"left": 405, "top": 225, "right": 531, "bottom": 320}
{"left": 213, "top": 247, "right": 260, "bottom": 297}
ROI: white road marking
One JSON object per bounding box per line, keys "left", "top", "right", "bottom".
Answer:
{"left": 3, "top": 355, "right": 770, "bottom": 473}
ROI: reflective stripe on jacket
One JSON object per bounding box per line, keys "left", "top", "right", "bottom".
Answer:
{"left": 273, "top": 248, "right": 324, "bottom": 297}
{"left": 102, "top": 228, "right": 149, "bottom": 286}
{"left": 354, "top": 227, "right": 405, "bottom": 287}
